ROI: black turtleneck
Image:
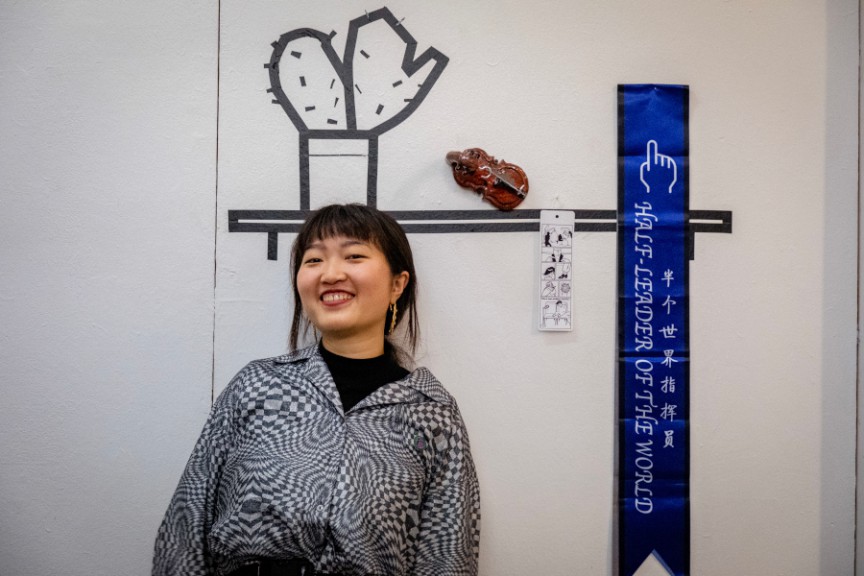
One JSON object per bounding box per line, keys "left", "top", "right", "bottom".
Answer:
{"left": 319, "top": 342, "right": 410, "bottom": 412}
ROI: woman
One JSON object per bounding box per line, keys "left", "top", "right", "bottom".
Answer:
{"left": 153, "top": 204, "right": 480, "bottom": 576}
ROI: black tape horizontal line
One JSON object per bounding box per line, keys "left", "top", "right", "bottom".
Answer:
{"left": 229, "top": 209, "right": 732, "bottom": 260}
{"left": 230, "top": 209, "right": 731, "bottom": 229}
{"left": 689, "top": 210, "right": 732, "bottom": 233}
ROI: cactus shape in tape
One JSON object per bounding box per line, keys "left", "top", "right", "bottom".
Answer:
{"left": 267, "top": 7, "right": 448, "bottom": 135}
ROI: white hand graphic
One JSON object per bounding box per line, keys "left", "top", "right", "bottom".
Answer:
{"left": 639, "top": 140, "right": 677, "bottom": 194}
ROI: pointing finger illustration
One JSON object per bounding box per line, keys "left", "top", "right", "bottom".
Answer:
{"left": 646, "top": 140, "right": 658, "bottom": 168}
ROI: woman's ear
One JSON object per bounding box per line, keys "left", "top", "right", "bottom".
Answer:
{"left": 391, "top": 271, "right": 410, "bottom": 302}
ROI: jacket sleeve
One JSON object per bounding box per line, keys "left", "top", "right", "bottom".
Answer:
{"left": 412, "top": 405, "right": 481, "bottom": 576}
{"left": 152, "top": 371, "right": 242, "bottom": 576}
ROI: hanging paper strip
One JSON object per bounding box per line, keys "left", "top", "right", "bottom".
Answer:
{"left": 617, "top": 84, "right": 689, "bottom": 576}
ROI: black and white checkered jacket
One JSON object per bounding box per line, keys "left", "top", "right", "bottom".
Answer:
{"left": 153, "top": 344, "right": 480, "bottom": 576}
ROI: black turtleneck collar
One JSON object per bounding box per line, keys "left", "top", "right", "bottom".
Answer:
{"left": 318, "top": 341, "right": 409, "bottom": 411}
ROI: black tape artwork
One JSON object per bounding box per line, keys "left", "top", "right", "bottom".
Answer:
{"left": 263, "top": 6, "right": 447, "bottom": 214}
{"left": 229, "top": 8, "right": 731, "bottom": 261}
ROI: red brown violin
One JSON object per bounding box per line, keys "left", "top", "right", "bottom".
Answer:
{"left": 446, "top": 148, "right": 529, "bottom": 211}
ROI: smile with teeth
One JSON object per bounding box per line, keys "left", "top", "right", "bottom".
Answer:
{"left": 322, "top": 292, "right": 354, "bottom": 303}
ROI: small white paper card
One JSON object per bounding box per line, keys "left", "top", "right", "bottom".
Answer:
{"left": 538, "top": 210, "right": 575, "bottom": 331}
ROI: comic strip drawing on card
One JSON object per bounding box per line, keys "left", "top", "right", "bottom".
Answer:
{"left": 539, "top": 211, "right": 575, "bottom": 332}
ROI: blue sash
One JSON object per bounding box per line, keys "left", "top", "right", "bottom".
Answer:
{"left": 617, "top": 84, "right": 689, "bottom": 576}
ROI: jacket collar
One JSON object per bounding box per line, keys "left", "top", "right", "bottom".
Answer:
{"left": 272, "top": 344, "right": 317, "bottom": 365}
{"left": 272, "top": 344, "right": 453, "bottom": 408}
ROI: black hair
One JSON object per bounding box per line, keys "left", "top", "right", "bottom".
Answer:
{"left": 289, "top": 204, "right": 419, "bottom": 357}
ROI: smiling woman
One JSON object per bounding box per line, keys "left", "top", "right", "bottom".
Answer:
{"left": 291, "top": 205, "right": 414, "bottom": 360}
{"left": 296, "top": 236, "right": 407, "bottom": 356}
{"left": 153, "top": 204, "right": 481, "bottom": 576}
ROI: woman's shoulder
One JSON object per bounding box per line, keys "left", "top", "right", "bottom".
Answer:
{"left": 218, "top": 345, "right": 319, "bottom": 399}
{"left": 403, "top": 365, "right": 457, "bottom": 406}
{"left": 400, "top": 367, "right": 475, "bottom": 449}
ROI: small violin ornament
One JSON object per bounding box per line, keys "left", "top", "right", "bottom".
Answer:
{"left": 446, "top": 148, "right": 529, "bottom": 211}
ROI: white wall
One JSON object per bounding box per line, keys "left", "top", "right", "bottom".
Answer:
{"left": 0, "top": 1, "right": 858, "bottom": 575}
{"left": 0, "top": 1, "right": 218, "bottom": 574}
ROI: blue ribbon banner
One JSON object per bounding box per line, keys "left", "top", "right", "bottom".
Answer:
{"left": 617, "top": 84, "right": 689, "bottom": 576}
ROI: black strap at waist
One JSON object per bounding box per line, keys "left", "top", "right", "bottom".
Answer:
{"left": 228, "top": 558, "right": 322, "bottom": 576}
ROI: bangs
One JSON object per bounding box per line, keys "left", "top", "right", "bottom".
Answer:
{"left": 298, "top": 204, "right": 386, "bottom": 251}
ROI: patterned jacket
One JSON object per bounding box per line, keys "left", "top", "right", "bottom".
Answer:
{"left": 153, "top": 345, "right": 480, "bottom": 576}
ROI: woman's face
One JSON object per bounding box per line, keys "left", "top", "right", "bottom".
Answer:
{"left": 297, "top": 235, "right": 408, "bottom": 351}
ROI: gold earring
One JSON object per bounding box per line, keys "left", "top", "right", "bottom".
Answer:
{"left": 388, "top": 302, "right": 398, "bottom": 336}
